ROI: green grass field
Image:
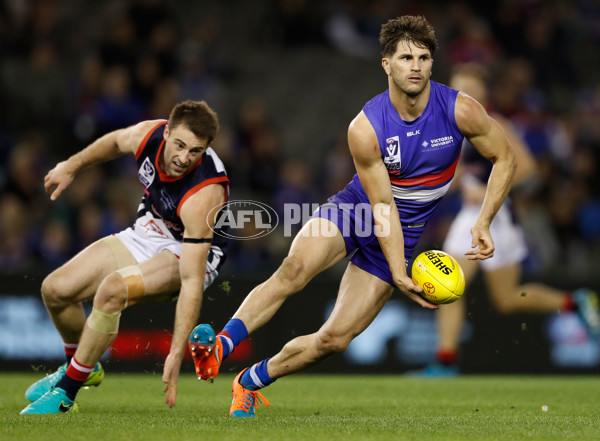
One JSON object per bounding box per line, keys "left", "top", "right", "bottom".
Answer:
{"left": 1, "top": 372, "right": 599, "bottom": 441}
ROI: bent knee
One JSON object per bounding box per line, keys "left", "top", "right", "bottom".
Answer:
{"left": 41, "top": 273, "right": 75, "bottom": 308}
{"left": 95, "top": 273, "right": 128, "bottom": 312}
{"left": 275, "top": 255, "right": 309, "bottom": 289}
{"left": 315, "top": 331, "right": 352, "bottom": 355}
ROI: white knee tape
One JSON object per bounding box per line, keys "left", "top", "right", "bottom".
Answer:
{"left": 88, "top": 307, "right": 121, "bottom": 335}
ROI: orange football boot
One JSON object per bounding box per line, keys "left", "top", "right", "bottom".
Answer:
{"left": 230, "top": 368, "right": 270, "bottom": 417}
{"left": 188, "top": 324, "right": 223, "bottom": 382}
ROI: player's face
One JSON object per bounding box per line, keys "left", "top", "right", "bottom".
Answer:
{"left": 383, "top": 40, "right": 433, "bottom": 98}
{"left": 162, "top": 124, "right": 209, "bottom": 177}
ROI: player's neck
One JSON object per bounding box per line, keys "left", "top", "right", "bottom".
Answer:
{"left": 389, "top": 81, "right": 430, "bottom": 122}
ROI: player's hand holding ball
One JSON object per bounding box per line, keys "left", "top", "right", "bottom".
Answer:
{"left": 411, "top": 250, "right": 465, "bottom": 304}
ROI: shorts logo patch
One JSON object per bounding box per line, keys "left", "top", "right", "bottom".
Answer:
{"left": 384, "top": 136, "right": 401, "bottom": 170}
{"left": 138, "top": 157, "right": 155, "bottom": 188}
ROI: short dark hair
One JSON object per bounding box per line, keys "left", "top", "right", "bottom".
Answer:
{"left": 169, "top": 100, "right": 219, "bottom": 144}
{"left": 379, "top": 15, "right": 438, "bottom": 58}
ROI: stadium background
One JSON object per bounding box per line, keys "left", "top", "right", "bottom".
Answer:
{"left": 1, "top": 0, "right": 599, "bottom": 374}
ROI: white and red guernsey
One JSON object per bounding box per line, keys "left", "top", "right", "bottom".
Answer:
{"left": 349, "top": 81, "right": 464, "bottom": 256}
{"left": 133, "top": 121, "right": 230, "bottom": 249}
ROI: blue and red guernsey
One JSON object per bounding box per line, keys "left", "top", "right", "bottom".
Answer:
{"left": 134, "top": 121, "right": 229, "bottom": 247}
{"left": 348, "top": 80, "right": 464, "bottom": 250}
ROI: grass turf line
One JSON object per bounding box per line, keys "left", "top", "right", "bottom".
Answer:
{"left": 1, "top": 373, "right": 599, "bottom": 441}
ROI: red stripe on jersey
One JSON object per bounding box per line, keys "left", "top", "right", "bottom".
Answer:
{"left": 390, "top": 155, "right": 459, "bottom": 187}
{"left": 135, "top": 121, "right": 167, "bottom": 159}
{"left": 176, "top": 177, "right": 229, "bottom": 217}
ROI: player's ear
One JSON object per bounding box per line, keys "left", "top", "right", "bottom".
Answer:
{"left": 163, "top": 123, "right": 170, "bottom": 140}
{"left": 382, "top": 58, "right": 391, "bottom": 75}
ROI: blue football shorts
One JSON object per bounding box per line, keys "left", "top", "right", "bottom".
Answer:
{"left": 313, "top": 186, "right": 412, "bottom": 286}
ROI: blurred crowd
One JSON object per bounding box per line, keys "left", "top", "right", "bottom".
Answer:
{"left": 0, "top": 0, "right": 599, "bottom": 281}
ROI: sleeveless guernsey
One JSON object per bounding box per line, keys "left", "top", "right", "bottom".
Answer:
{"left": 350, "top": 80, "right": 464, "bottom": 251}
{"left": 134, "top": 121, "right": 229, "bottom": 249}
{"left": 315, "top": 81, "right": 464, "bottom": 284}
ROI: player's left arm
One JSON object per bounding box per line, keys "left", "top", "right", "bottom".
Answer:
{"left": 455, "top": 92, "right": 517, "bottom": 260}
{"left": 162, "top": 183, "right": 226, "bottom": 407}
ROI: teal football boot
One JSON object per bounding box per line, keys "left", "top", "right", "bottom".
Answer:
{"left": 25, "top": 362, "right": 104, "bottom": 402}
{"left": 405, "top": 363, "right": 459, "bottom": 378}
{"left": 20, "top": 387, "right": 78, "bottom": 415}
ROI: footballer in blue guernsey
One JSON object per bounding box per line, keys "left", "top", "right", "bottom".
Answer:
{"left": 21, "top": 100, "right": 229, "bottom": 414}
{"left": 189, "top": 15, "right": 518, "bottom": 418}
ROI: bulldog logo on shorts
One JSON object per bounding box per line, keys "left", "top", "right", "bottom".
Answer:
{"left": 138, "top": 157, "right": 156, "bottom": 188}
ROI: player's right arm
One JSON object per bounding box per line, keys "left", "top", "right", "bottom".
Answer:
{"left": 44, "top": 119, "right": 165, "bottom": 200}
{"left": 348, "top": 112, "right": 437, "bottom": 309}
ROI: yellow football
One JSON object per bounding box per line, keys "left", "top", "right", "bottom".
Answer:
{"left": 411, "top": 250, "right": 465, "bottom": 304}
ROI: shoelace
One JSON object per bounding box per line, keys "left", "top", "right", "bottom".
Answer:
{"left": 239, "top": 389, "right": 270, "bottom": 413}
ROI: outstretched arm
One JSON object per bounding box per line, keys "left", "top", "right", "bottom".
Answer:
{"left": 44, "top": 119, "right": 165, "bottom": 200}
{"left": 455, "top": 93, "right": 517, "bottom": 260}
{"left": 162, "top": 183, "right": 226, "bottom": 407}
{"left": 348, "top": 112, "right": 436, "bottom": 310}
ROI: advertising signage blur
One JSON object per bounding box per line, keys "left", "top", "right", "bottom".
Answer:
{"left": 1, "top": 275, "right": 599, "bottom": 374}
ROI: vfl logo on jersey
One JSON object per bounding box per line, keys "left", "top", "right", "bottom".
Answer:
{"left": 383, "top": 136, "right": 401, "bottom": 170}
{"left": 138, "top": 157, "right": 155, "bottom": 188}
